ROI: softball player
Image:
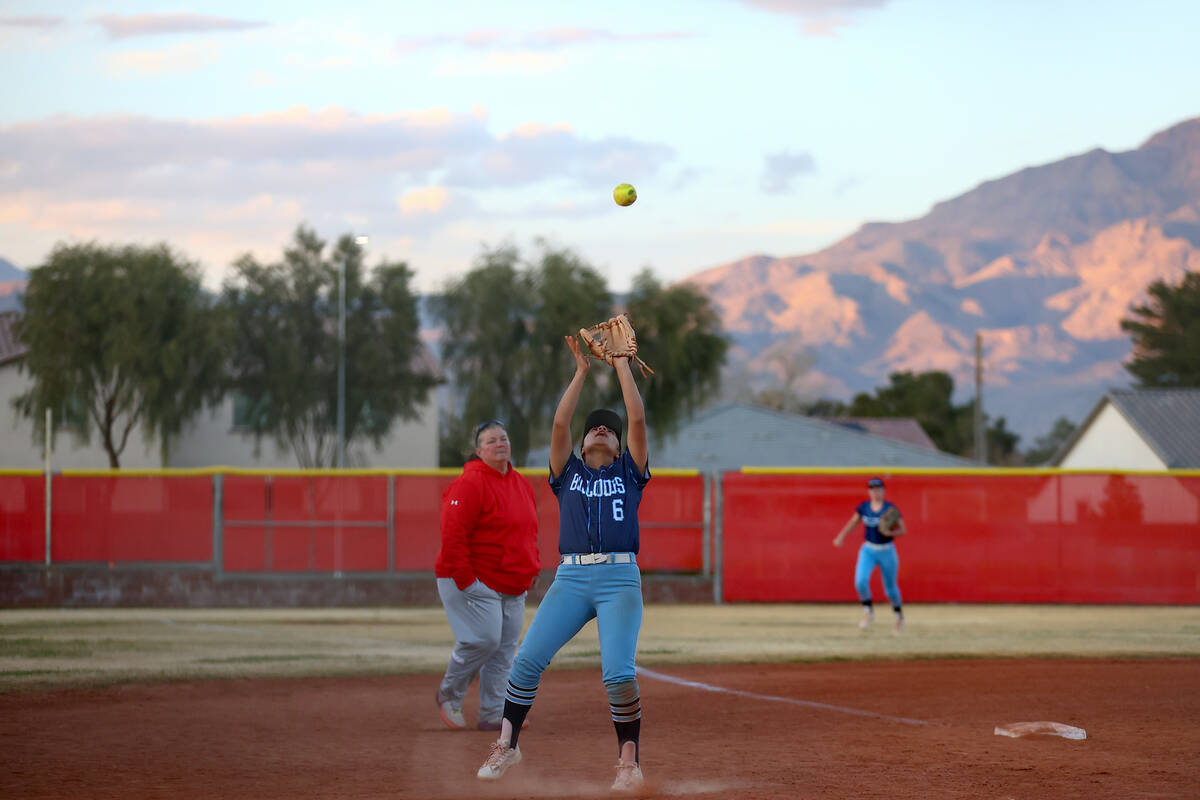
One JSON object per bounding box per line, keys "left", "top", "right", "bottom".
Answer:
{"left": 833, "top": 477, "right": 907, "bottom": 633}
{"left": 477, "top": 336, "right": 649, "bottom": 793}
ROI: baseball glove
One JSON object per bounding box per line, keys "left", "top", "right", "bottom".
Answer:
{"left": 579, "top": 313, "right": 655, "bottom": 377}
{"left": 878, "top": 506, "right": 900, "bottom": 536}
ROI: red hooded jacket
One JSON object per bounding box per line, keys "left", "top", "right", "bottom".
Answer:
{"left": 434, "top": 459, "right": 541, "bottom": 595}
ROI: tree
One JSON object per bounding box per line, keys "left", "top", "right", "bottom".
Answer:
{"left": 1121, "top": 271, "right": 1200, "bottom": 387}
{"left": 431, "top": 243, "right": 611, "bottom": 466}
{"left": 219, "top": 226, "right": 436, "bottom": 467}
{"left": 1024, "top": 416, "right": 1077, "bottom": 465}
{"left": 849, "top": 370, "right": 1021, "bottom": 463}
{"left": 803, "top": 397, "right": 851, "bottom": 417}
{"left": 850, "top": 371, "right": 964, "bottom": 452}
{"left": 14, "top": 242, "right": 226, "bottom": 468}
{"left": 622, "top": 269, "right": 729, "bottom": 440}
{"left": 432, "top": 248, "right": 729, "bottom": 466}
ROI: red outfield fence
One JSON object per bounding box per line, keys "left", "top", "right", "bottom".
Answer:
{"left": 0, "top": 469, "right": 708, "bottom": 577}
{"left": 2, "top": 468, "right": 1198, "bottom": 604}
{"left": 720, "top": 469, "right": 1200, "bottom": 605}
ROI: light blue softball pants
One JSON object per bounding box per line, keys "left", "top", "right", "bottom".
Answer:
{"left": 854, "top": 542, "right": 902, "bottom": 607}
{"left": 507, "top": 560, "right": 643, "bottom": 691}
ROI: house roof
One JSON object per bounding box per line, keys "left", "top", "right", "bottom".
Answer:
{"left": 817, "top": 417, "right": 937, "bottom": 450}
{"left": 526, "top": 402, "right": 974, "bottom": 470}
{"left": 1108, "top": 389, "right": 1200, "bottom": 468}
{"left": 1055, "top": 388, "right": 1200, "bottom": 468}
{"left": 0, "top": 310, "right": 27, "bottom": 366}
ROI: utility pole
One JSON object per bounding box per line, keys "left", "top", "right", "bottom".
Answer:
{"left": 337, "top": 253, "right": 346, "bottom": 469}
{"left": 337, "top": 235, "right": 369, "bottom": 469}
{"left": 974, "top": 331, "right": 986, "bottom": 465}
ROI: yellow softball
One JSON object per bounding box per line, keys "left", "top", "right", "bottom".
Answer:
{"left": 613, "top": 183, "right": 637, "bottom": 207}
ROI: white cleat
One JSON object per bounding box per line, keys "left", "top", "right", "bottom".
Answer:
{"left": 477, "top": 739, "right": 521, "bottom": 780}
{"left": 611, "top": 759, "right": 644, "bottom": 793}
{"left": 859, "top": 607, "right": 874, "bottom": 630}
{"left": 893, "top": 615, "right": 905, "bottom": 635}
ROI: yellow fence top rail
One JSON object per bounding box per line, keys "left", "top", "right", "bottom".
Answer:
{"left": 12, "top": 466, "right": 701, "bottom": 478}
{"left": 738, "top": 466, "right": 1200, "bottom": 477}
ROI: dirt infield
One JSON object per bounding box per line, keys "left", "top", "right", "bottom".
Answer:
{"left": 3, "top": 658, "right": 1197, "bottom": 799}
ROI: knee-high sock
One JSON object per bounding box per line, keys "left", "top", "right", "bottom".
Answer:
{"left": 502, "top": 680, "right": 537, "bottom": 748}
{"left": 607, "top": 678, "right": 641, "bottom": 762}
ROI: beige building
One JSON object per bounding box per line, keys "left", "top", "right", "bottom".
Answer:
{"left": 0, "top": 310, "right": 440, "bottom": 470}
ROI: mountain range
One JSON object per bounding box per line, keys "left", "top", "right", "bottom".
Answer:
{"left": 685, "top": 117, "right": 1200, "bottom": 443}
{"left": 5, "top": 119, "right": 1198, "bottom": 446}
{"left": 0, "top": 257, "right": 25, "bottom": 312}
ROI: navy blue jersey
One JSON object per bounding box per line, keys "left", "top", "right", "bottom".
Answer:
{"left": 857, "top": 500, "right": 901, "bottom": 545}
{"left": 549, "top": 450, "right": 651, "bottom": 554}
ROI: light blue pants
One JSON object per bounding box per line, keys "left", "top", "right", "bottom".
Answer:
{"left": 508, "top": 560, "right": 643, "bottom": 694}
{"left": 854, "top": 543, "right": 902, "bottom": 607}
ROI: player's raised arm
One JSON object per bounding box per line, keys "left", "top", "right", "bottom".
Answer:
{"left": 614, "top": 356, "right": 647, "bottom": 474}
{"left": 550, "top": 336, "right": 590, "bottom": 479}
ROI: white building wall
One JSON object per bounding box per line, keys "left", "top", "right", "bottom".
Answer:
{"left": 167, "top": 395, "right": 438, "bottom": 468}
{"left": 0, "top": 365, "right": 162, "bottom": 468}
{"left": 2, "top": 363, "right": 439, "bottom": 470}
{"left": 1058, "top": 402, "right": 1166, "bottom": 470}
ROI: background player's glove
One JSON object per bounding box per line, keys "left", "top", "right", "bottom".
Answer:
{"left": 579, "top": 313, "right": 655, "bottom": 377}
{"left": 879, "top": 506, "right": 900, "bottom": 535}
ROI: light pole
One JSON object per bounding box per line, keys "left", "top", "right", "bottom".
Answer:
{"left": 338, "top": 234, "right": 369, "bottom": 469}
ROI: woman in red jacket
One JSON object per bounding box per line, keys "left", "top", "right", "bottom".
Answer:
{"left": 434, "top": 420, "right": 541, "bottom": 730}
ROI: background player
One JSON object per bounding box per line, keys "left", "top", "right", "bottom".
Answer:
{"left": 833, "top": 477, "right": 907, "bottom": 633}
{"left": 476, "top": 334, "right": 649, "bottom": 793}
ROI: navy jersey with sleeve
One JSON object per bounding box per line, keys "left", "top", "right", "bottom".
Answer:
{"left": 857, "top": 500, "right": 901, "bottom": 545}
{"left": 549, "top": 450, "right": 651, "bottom": 554}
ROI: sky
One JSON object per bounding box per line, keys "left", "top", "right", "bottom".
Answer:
{"left": 1, "top": 0, "right": 1198, "bottom": 294}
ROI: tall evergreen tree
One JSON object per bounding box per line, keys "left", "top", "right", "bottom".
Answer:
{"left": 1121, "top": 271, "right": 1200, "bottom": 387}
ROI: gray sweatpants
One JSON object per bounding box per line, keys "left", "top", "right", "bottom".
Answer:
{"left": 436, "top": 577, "right": 527, "bottom": 724}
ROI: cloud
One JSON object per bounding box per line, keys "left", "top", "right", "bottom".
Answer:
{"left": 736, "top": 0, "right": 890, "bottom": 35}
{"left": 520, "top": 28, "right": 694, "bottom": 48}
{"left": 760, "top": 151, "right": 817, "bottom": 194}
{"left": 444, "top": 125, "right": 674, "bottom": 187}
{"left": 0, "top": 106, "right": 675, "bottom": 268}
{"left": 0, "top": 15, "right": 65, "bottom": 28}
{"left": 833, "top": 176, "right": 860, "bottom": 197}
{"left": 398, "top": 186, "right": 450, "bottom": 215}
{"left": 106, "top": 41, "right": 222, "bottom": 77}
{"left": 92, "top": 13, "right": 268, "bottom": 39}
{"left": 397, "top": 27, "right": 692, "bottom": 54}
{"left": 434, "top": 51, "right": 568, "bottom": 76}
{"left": 739, "top": 0, "right": 890, "bottom": 13}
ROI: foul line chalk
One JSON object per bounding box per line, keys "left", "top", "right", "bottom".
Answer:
{"left": 637, "top": 667, "right": 930, "bottom": 727}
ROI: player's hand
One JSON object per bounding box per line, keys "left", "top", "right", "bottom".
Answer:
{"left": 566, "top": 335, "right": 590, "bottom": 375}
{"left": 832, "top": 536, "right": 843, "bottom": 547}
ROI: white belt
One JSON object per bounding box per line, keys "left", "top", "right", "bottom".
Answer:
{"left": 560, "top": 552, "right": 635, "bottom": 565}
{"left": 862, "top": 541, "right": 895, "bottom": 551}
